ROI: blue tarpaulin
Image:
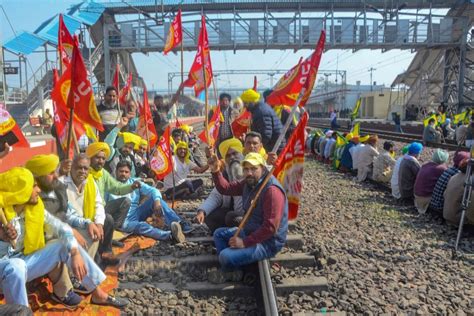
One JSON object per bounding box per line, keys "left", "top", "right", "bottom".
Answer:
{"left": 35, "top": 14, "right": 82, "bottom": 45}
{"left": 68, "top": 1, "right": 105, "bottom": 26}
{"left": 2, "top": 31, "right": 47, "bottom": 55}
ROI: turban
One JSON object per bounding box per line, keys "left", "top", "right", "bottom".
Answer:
{"left": 175, "top": 141, "right": 190, "bottom": 163}
{"left": 181, "top": 124, "right": 193, "bottom": 134}
{"left": 117, "top": 132, "right": 142, "bottom": 149}
{"left": 402, "top": 145, "right": 409, "bottom": 154}
{"left": 408, "top": 142, "right": 423, "bottom": 155}
{"left": 25, "top": 154, "right": 60, "bottom": 177}
{"left": 219, "top": 138, "right": 243, "bottom": 158}
{"left": 453, "top": 151, "right": 469, "bottom": 168}
{"left": 135, "top": 138, "right": 148, "bottom": 150}
{"left": 241, "top": 152, "right": 266, "bottom": 167}
{"left": 432, "top": 149, "right": 449, "bottom": 164}
{"left": 240, "top": 89, "right": 261, "bottom": 103}
{"left": 351, "top": 135, "right": 360, "bottom": 143}
{"left": 86, "top": 142, "right": 111, "bottom": 159}
{"left": 325, "top": 130, "right": 334, "bottom": 137}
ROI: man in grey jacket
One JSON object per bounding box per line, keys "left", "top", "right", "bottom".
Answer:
{"left": 195, "top": 138, "right": 244, "bottom": 233}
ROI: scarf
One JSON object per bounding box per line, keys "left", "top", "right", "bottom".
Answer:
{"left": 83, "top": 175, "right": 97, "bottom": 221}
{"left": 89, "top": 168, "right": 103, "bottom": 180}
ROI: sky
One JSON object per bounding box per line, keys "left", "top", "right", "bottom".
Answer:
{"left": 0, "top": 0, "right": 419, "bottom": 94}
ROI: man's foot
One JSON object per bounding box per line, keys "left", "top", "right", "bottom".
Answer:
{"left": 208, "top": 269, "right": 243, "bottom": 284}
{"left": 180, "top": 220, "right": 194, "bottom": 234}
{"left": 112, "top": 240, "right": 125, "bottom": 248}
{"left": 71, "top": 278, "right": 93, "bottom": 295}
{"left": 91, "top": 295, "right": 129, "bottom": 308}
{"left": 51, "top": 290, "right": 83, "bottom": 310}
{"left": 171, "top": 222, "right": 185, "bottom": 243}
{"left": 101, "top": 252, "right": 120, "bottom": 266}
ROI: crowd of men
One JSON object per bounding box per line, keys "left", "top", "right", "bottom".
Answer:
{"left": 310, "top": 130, "right": 473, "bottom": 228}
{"left": 0, "top": 86, "right": 293, "bottom": 312}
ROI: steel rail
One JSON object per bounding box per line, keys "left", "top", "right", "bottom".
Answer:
{"left": 258, "top": 259, "right": 279, "bottom": 316}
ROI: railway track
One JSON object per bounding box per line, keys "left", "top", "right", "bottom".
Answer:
{"left": 308, "top": 120, "right": 467, "bottom": 152}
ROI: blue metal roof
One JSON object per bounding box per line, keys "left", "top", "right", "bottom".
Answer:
{"left": 68, "top": 1, "right": 105, "bottom": 26}
{"left": 2, "top": 31, "right": 47, "bottom": 55}
{"left": 35, "top": 14, "right": 82, "bottom": 45}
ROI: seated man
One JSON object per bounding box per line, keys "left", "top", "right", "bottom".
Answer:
{"left": 195, "top": 138, "right": 245, "bottom": 234}
{"left": 372, "top": 141, "right": 396, "bottom": 183}
{"left": 163, "top": 141, "right": 208, "bottom": 199}
{"left": 109, "top": 160, "right": 186, "bottom": 243}
{"left": 323, "top": 132, "right": 337, "bottom": 164}
{"left": 423, "top": 118, "right": 441, "bottom": 144}
{"left": 340, "top": 135, "right": 359, "bottom": 172}
{"left": 443, "top": 157, "right": 474, "bottom": 225}
{"left": 399, "top": 142, "right": 423, "bottom": 204}
{"left": 0, "top": 167, "right": 127, "bottom": 308}
{"left": 413, "top": 149, "right": 449, "bottom": 214}
{"left": 430, "top": 151, "right": 469, "bottom": 213}
{"left": 208, "top": 153, "right": 288, "bottom": 282}
{"left": 356, "top": 135, "right": 379, "bottom": 182}
{"left": 391, "top": 145, "right": 409, "bottom": 199}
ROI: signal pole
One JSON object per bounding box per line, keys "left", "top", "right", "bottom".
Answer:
{"left": 368, "top": 67, "right": 376, "bottom": 91}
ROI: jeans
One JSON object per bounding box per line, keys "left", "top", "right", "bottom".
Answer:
{"left": 213, "top": 227, "right": 274, "bottom": 271}
{"left": 164, "top": 179, "right": 204, "bottom": 199}
{"left": 0, "top": 240, "right": 105, "bottom": 306}
{"left": 122, "top": 198, "right": 181, "bottom": 240}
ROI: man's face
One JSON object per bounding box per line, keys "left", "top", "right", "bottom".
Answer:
{"left": 116, "top": 166, "right": 131, "bottom": 182}
{"left": 225, "top": 148, "right": 242, "bottom": 166}
{"left": 27, "top": 182, "right": 41, "bottom": 205}
{"left": 154, "top": 97, "right": 164, "bottom": 108}
{"left": 173, "top": 135, "right": 182, "bottom": 144}
{"left": 71, "top": 158, "right": 90, "bottom": 184}
{"left": 244, "top": 136, "right": 262, "bottom": 154}
{"left": 243, "top": 162, "right": 263, "bottom": 188}
{"left": 37, "top": 171, "right": 59, "bottom": 192}
{"left": 138, "top": 145, "right": 147, "bottom": 156}
{"left": 220, "top": 97, "right": 230, "bottom": 108}
{"left": 105, "top": 90, "right": 117, "bottom": 105}
{"left": 120, "top": 143, "right": 134, "bottom": 156}
{"left": 177, "top": 147, "right": 188, "bottom": 159}
{"left": 90, "top": 152, "right": 106, "bottom": 171}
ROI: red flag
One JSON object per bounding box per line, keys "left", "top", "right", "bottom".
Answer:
{"left": 266, "top": 30, "right": 326, "bottom": 107}
{"left": 112, "top": 63, "right": 120, "bottom": 93}
{"left": 150, "top": 126, "right": 173, "bottom": 179}
{"left": 58, "top": 14, "right": 75, "bottom": 72}
{"left": 66, "top": 37, "right": 104, "bottom": 131}
{"left": 198, "top": 105, "right": 220, "bottom": 147}
{"left": 0, "top": 104, "right": 29, "bottom": 149}
{"left": 175, "top": 117, "right": 182, "bottom": 128}
{"left": 273, "top": 112, "right": 308, "bottom": 220}
{"left": 231, "top": 110, "right": 251, "bottom": 139}
{"left": 183, "top": 15, "right": 213, "bottom": 96}
{"left": 136, "top": 87, "right": 158, "bottom": 148}
{"left": 119, "top": 73, "right": 132, "bottom": 106}
{"left": 163, "top": 9, "right": 182, "bottom": 55}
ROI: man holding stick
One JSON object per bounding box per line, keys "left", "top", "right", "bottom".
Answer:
{"left": 207, "top": 152, "right": 288, "bottom": 283}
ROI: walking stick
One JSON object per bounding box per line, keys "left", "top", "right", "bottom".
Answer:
{"left": 0, "top": 208, "right": 16, "bottom": 249}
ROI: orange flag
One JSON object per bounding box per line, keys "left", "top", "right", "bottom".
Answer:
{"left": 183, "top": 15, "right": 213, "bottom": 96}
{"left": 0, "top": 104, "right": 29, "bottom": 150}
{"left": 119, "top": 73, "right": 132, "bottom": 106}
{"left": 273, "top": 112, "right": 309, "bottom": 220}
{"left": 58, "top": 14, "right": 75, "bottom": 72}
{"left": 112, "top": 63, "right": 120, "bottom": 93}
{"left": 231, "top": 110, "right": 251, "bottom": 139}
{"left": 198, "top": 105, "right": 221, "bottom": 147}
{"left": 163, "top": 9, "right": 182, "bottom": 55}
{"left": 66, "top": 37, "right": 104, "bottom": 131}
{"left": 136, "top": 86, "right": 158, "bottom": 148}
{"left": 266, "top": 30, "right": 326, "bottom": 107}
{"left": 150, "top": 126, "right": 173, "bottom": 179}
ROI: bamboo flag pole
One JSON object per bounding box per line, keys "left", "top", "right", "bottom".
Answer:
{"left": 0, "top": 208, "right": 16, "bottom": 249}
{"left": 202, "top": 66, "right": 210, "bottom": 146}
{"left": 232, "top": 90, "right": 305, "bottom": 238}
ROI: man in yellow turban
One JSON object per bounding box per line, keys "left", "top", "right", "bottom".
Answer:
{"left": 0, "top": 167, "right": 128, "bottom": 309}
{"left": 134, "top": 138, "right": 151, "bottom": 178}
{"left": 240, "top": 89, "right": 285, "bottom": 153}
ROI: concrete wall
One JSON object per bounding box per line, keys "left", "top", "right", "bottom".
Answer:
{"left": 360, "top": 88, "right": 405, "bottom": 119}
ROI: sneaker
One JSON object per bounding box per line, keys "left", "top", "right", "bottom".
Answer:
{"left": 180, "top": 220, "right": 194, "bottom": 234}
{"left": 51, "top": 290, "right": 83, "bottom": 310}
{"left": 72, "top": 278, "right": 93, "bottom": 295}
{"left": 171, "top": 222, "right": 185, "bottom": 243}
{"left": 208, "top": 269, "right": 243, "bottom": 284}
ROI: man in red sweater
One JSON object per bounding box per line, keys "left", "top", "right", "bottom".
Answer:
{"left": 208, "top": 152, "right": 288, "bottom": 283}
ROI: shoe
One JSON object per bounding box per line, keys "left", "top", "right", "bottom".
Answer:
{"left": 72, "top": 278, "right": 93, "bottom": 295}
{"left": 180, "top": 220, "right": 194, "bottom": 234}
{"left": 112, "top": 240, "right": 125, "bottom": 248}
{"left": 208, "top": 269, "right": 243, "bottom": 284}
{"left": 101, "top": 252, "right": 120, "bottom": 266}
{"left": 171, "top": 222, "right": 185, "bottom": 243}
{"left": 92, "top": 295, "right": 129, "bottom": 308}
{"left": 51, "top": 290, "right": 83, "bottom": 310}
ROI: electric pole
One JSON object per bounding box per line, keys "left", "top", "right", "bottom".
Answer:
{"left": 368, "top": 67, "right": 376, "bottom": 91}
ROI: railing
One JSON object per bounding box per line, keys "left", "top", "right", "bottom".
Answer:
{"left": 88, "top": 40, "right": 104, "bottom": 72}
{"left": 5, "top": 89, "right": 27, "bottom": 104}
{"left": 22, "top": 60, "right": 56, "bottom": 96}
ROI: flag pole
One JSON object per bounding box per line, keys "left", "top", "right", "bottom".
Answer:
{"left": 65, "top": 108, "right": 75, "bottom": 157}
{"left": 202, "top": 65, "right": 210, "bottom": 146}
{"left": 232, "top": 90, "right": 305, "bottom": 238}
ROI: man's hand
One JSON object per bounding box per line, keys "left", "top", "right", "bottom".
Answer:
{"left": 229, "top": 236, "right": 245, "bottom": 249}
{"left": 207, "top": 154, "right": 220, "bottom": 173}
{"left": 72, "top": 228, "right": 88, "bottom": 249}
{"left": 267, "top": 152, "right": 278, "bottom": 166}
{"left": 96, "top": 224, "right": 104, "bottom": 241}
{"left": 117, "top": 116, "right": 129, "bottom": 129}
{"left": 0, "top": 223, "right": 17, "bottom": 242}
{"left": 0, "top": 143, "right": 10, "bottom": 159}
{"left": 204, "top": 147, "right": 212, "bottom": 159}
{"left": 70, "top": 248, "right": 87, "bottom": 281}
{"left": 131, "top": 181, "right": 141, "bottom": 190}
{"left": 59, "top": 159, "right": 72, "bottom": 176}
{"left": 153, "top": 200, "right": 162, "bottom": 214}
{"left": 87, "top": 223, "right": 101, "bottom": 241}
{"left": 194, "top": 210, "right": 205, "bottom": 224}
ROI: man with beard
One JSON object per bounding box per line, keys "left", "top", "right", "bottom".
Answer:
{"left": 0, "top": 167, "right": 128, "bottom": 308}
{"left": 195, "top": 138, "right": 245, "bottom": 234}
{"left": 97, "top": 86, "right": 122, "bottom": 140}
{"left": 85, "top": 143, "right": 140, "bottom": 260}
{"left": 207, "top": 152, "right": 288, "bottom": 283}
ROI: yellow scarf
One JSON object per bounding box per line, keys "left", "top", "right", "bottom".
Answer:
{"left": 5, "top": 197, "right": 45, "bottom": 255}
{"left": 83, "top": 175, "right": 97, "bottom": 221}
{"left": 89, "top": 168, "right": 103, "bottom": 180}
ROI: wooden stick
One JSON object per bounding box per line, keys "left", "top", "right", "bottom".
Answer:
{"left": 0, "top": 208, "right": 16, "bottom": 249}
{"left": 202, "top": 65, "right": 210, "bottom": 146}
{"left": 65, "top": 108, "right": 75, "bottom": 158}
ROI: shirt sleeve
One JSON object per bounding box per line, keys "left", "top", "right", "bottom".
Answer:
{"left": 243, "top": 186, "right": 285, "bottom": 248}
{"left": 212, "top": 172, "right": 245, "bottom": 196}
{"left": 65, "top": 203, "right": 92, "bottom": 229}
{"left": 93, "top": 183, "right": 106, "bottom": 225}
{"left": 104, "top": 170, "right": 134, "bottom": 196}
{"left": 198, "top": 188, "right": 224, "bottom": 215}
{"left": 45, "top": 211, "right": 79, "bottom": 251}
{"left": 140, "top": 181, "right": 162, "bottom": 202}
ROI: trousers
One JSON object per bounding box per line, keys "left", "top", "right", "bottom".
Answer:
{"left": 204, "top": 208, "right": 243, "bottom": 234}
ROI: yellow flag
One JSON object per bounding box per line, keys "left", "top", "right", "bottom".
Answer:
{"left": 351, "top": 122, "right": 360, "bottom": 136}
{"left": 351, "top": 99, "right": 361, "bottom": 119}
{"left": 423, "top": 114, "right": 437, "bottom": 127}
